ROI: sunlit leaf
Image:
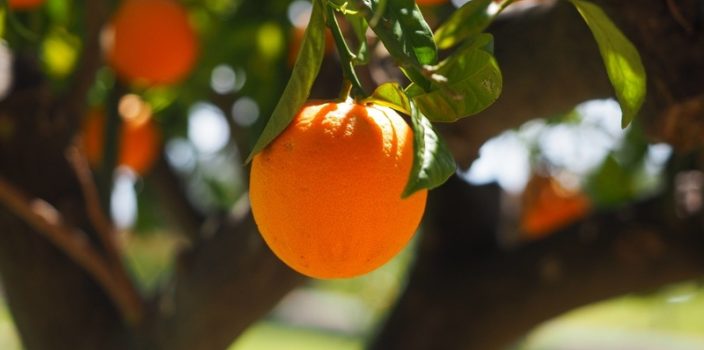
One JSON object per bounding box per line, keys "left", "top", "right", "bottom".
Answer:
{"left": 407, "top": 34, "right": 502, "bottom": 122}
{"left": 345, "top": 11, "right": 369, "bottom": 64}
{"left": 246, "top": 0, "right": 327, "bottom": 162}
{"left": 434, "top": 0, "right": 496, "bottom": 49}
{"left": 365, "top": 82, "right": 411, "bottom": 115}
{"left": 366, "top": 0, "right": 437, "bottom": 89}
{"left": 570, "top": 0, "right": 646, "bottom": 128}
{"left": 403, "top": 102, "right": 456, "bottom": 197}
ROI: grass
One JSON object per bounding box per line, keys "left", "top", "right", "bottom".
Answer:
{"left": 1, "top": 231, "right": 703, "bottom": 350}
{"left": 0, "top": 303, "right": 21, "bottom": 350}
{"left": 520, "top": 281, "right": 704, "bottom": 349}
{"left": 229, "top": 322, "right": 362, "bottom": 350}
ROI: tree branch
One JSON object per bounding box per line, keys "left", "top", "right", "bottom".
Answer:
{"left": 66, "top": 144, "right": 121, "bottom": 263}
{"left": 148, "top": 198, "right": 304, "bottom": 350}
{"left": 0, "top": 176, "right": 143, "bottom": 324}
{"left": 371, "top": 175, "right": 704, "bottom": 350}
{"left": 146, "top": 153, "right": 205, "bottom": 242}
{"left": 442, "top": 0, "right": 704, "bottom": 167}
{"left": 59, "top": 0, "right": 110, "bottom": 129}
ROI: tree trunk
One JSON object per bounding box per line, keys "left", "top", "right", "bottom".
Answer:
{"left": 372, "top": 1, "right": 704, "bottom": 348}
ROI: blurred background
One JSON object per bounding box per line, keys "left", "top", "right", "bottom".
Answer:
{"left": 1, "top": 0, "right": 703, "bottom": 349}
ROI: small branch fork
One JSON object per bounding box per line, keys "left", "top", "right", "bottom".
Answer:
{"left": 0, "top": 171, "right": 144, "bottom": 325}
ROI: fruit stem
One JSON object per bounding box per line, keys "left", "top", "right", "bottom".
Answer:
{"left": 326, "top": 5, "right": 366, "bottom": 101}
{"left": 96, "top": 83, "right": 124, "bottom": 213}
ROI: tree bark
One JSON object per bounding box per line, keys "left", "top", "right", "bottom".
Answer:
{"left": 370, "top": 175, "right": 704, "bottom": 350}
{"left": 372, "top": 1, "right": 704, "bottom": 348}
{"left": 443, "top": 0, "right": 704, "bottom": 167}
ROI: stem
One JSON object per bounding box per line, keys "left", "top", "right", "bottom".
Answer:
{"left": 326, "top": 6, "right": 366, "bottom": 101}
{"left": 1, "top": 1, "right": 40, "bottom": 43}
{"left": 97, "top": 84, "right": 124, "bottom": 212}
{"left": 66, "top": 145, "right": 122, "bottom": 262}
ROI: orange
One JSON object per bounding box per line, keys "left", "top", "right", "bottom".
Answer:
{"left": 81, "top": 96, "right": 161, "bottom": 175}
{"left": 104, "top": 0, "right": 198, "bottom": 86}
{"left": 250, "top": 101, "right": 427, "bottom": 279}
{"left": 8, "top": 0, "right": 44, "bottom": 10}
{"left": 416, "top": 0, "right": 448, "bottom": 6}
{"left": 520, "top": 174, "right": 590, "bottom": 239}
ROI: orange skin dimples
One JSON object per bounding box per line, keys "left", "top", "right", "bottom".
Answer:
{"left": 250, "top": 101, "right": 427, "bottom": 279}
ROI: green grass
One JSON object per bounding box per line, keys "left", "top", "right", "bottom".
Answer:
{"left": 0, "top": 302, "right": 21, "bottom": 350}
{"left": 520, "top": 281, "right": 704, "bottom": 349}
{"left": 229, "top": 322, "right": 362, "bottom": 350}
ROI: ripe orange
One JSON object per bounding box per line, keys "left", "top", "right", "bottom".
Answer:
{"left": 81, "top": 96, "right": 161, "bottom": 174}
{"left": 104, "top": 0, "right": 198, "bottom": 86}
{"left": 8, "top": 0, "right": 44, "bottom": 10}
{"left": 250, "top": 101, "right": 427, "bottom": 279}
{"left": 520, "top": 174, "right": 590, "bottom": 239}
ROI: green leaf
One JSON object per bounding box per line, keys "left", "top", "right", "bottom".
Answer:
{"left": 434, "top": 0, "right": 496, "bottom": 50}
{"left": 586, "top": 154, "right": 634, "bottom": 208}
{"left": 569, "top": 0, "right": 646, "bottom": 128}
{"left": 364, "top": 84, "right": 455, "bottom": 196}
{"left": 345, "top": 11, "right": 369, "bottom": 64}
{"left": 407, "top": 35, "right": 502, "bottom": 122}
{"left": 365, "top": 82, "right": 411, "bottom": 115}
{"left": 403, "top": 102, "right": 456, "bottom": 197}
{"left": 245, "top": 0, "right": 327, "bottom": 162}
{"left": 366, "top": 0, "right": 437, "bottom": 89}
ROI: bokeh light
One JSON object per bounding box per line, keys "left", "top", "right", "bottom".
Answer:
{"left": 231, "top": 96, "right": 260, "bottom": 127}
{"left": 188, "top": 102, "right": 231, "bottom": 155}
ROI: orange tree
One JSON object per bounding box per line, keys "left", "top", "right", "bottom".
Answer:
{"left": 0, "top": 0, "right": 703, "bottom": 349}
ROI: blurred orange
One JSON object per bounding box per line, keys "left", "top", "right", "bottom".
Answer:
{"left": 520, "top": 174, "right": 591, "bottom": 239}
{"left": 416, "top": 0, "right": 449, "bottom": 6}
{"left": 104, "top": 0, "right": 198, "bottom": 86}
{"left": 81, "top": 95, "right": 161, "bottom": 174}
{"left": 8, "top": 0, "right": 44, "bottom": 10}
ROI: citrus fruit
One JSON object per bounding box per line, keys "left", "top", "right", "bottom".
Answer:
{"left": 104, "top": 0, "right": 198, "bottom": 86}
{"left": 81, "top": 95, "right": 161, "bottom": 174}
{"left": 250, "top": 101, "right": 427, "bottom": 279}
{"left": 416, "top": 0, "right": 448, "bottom": 6}
{"left": 520, "top": 174, "right": 590, "bottom": 239}
{"left": 8, "top": 0, "right": 44, "bottom": 10}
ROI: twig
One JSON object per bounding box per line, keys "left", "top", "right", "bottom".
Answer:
{"left": 65, "top": 143, "right": 144, "bottom": 325}
{"left": 66, "top": 143, "right": 121, "bottom": 262}
{"left": 61, "top": 0, "right": 110, "bottom": 126}
{"left": 665, "top": 0, "right": 694, "bottom": 34}
{"left": 0, "top": 176, "right": 144, "bottom": 324}
{"left": 148, "top": 154, "right": 205, "bottom": 241}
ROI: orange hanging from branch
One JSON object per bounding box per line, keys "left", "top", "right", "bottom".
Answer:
{"left": 8, "top": 0, "right": 45, "bottom": 10}
{"left": 104, "top": 0, "right": 198, "bottom": 86}
{"left": 520, "top": 174, "right": 591, "bottom": 239}
{"left": 81, "top": 95, "right": 161, "bottom": 175}
{"left": 250, "top": 101, "right": 427, "bottom": 279}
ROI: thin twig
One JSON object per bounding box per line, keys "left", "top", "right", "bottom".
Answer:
{"left": 66, "top": 143, "right": 120, "bottom": 261}
{"left": 665, "top": 0, "right": 694, "bottom": 34}
{"left": 0, "top": 176, "right": 144, "bottom": 324}
{"left": 61, "top": 0, "right": 110, "bottom": 126}
{"left": 65, "top": 143, "right": 144, "bottom": 325}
